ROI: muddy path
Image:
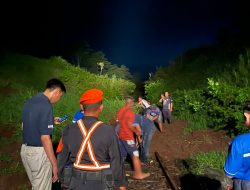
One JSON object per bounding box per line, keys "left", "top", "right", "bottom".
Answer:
{"left": 0, "top": 120, "right": 231, "bottom": 190}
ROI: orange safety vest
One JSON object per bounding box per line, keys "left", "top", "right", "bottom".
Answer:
{"left": 73, "top": 119, "right": 111, "bottom": 170}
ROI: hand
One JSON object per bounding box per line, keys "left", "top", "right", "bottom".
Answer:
{"left": 72, "top": 111, "right": 84, "bottom": 123}
{"left": 52, "top": 165, "right": 58, "bottom": 183}
{"left": 54, "top": 117, "right": 61, "bottom": 125}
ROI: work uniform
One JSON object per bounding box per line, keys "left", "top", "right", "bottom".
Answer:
{"left": 133, "top": 114, "right": 156, "bottom": 163}
{"left": 56, "top": 110, "right": 85, "bottom": 189}
{"left": 146, "top": 105, "right": 163, "bottom": 124}
{"left": 21, "top": 92, "right": 54, "bottom": 190}
{"left": 58, "top": 116, "right": 126, "bottom": 190}
{"left": 224, "top": 132, "right": 250, "bottom": 190}
{"left": 162, "top": 97, "right": 173, "bottom": 124}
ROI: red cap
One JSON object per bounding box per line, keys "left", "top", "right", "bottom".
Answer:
{"left": 79, "top": 89, "right": 103, "bottom": 104}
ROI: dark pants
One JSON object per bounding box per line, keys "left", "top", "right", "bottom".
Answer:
{"left": 61, "top": 166, "right": 72, "bottom": 189}
{"left": 233, "top": 179, "right": 250, "bottom": 190}
{"left": 162, "top": 109, "right": 171, "bottom": 123}
{"left": 69, "top": 169, "right": 114, "bottom": 190}
{"left": 141, "top": 126, "right": 156, "bottom": 162}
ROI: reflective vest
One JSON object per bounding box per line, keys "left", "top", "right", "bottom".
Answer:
{"left": 73, "top": 119, "right": 111, "bottom": 170}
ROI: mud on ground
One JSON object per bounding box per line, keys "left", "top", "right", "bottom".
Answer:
{"left": 0, "top": 120, "right": 231, "bottom": 190}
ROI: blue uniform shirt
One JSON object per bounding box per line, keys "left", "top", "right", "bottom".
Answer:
{"left": 134, "top": 114, "right": 155, "bottom": 134}
{"left": 224, "top": 131, "right": 250, "bottom": 180}
{"left": 22, "top": 93, "right": 54, "bottom": 146}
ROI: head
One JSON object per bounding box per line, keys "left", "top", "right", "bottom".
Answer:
{"left": 150, "top": 104, "right": 157, "bottom": 111}
{"left": 138, "top": 97, "right": 142, "bottom": 102}
{"left": 125, "top": 96, "right": 134, "bottom": 107}
{"left": 43, "top": 78, "right": 66, "bottom": 104}
{"left": 164, "top": 91, "right": 169, "bottom": 97}
{"left": 79, "top": 89, "right": 103, "bottom": 116}
{"left": 243, "top": 102, "right": 250, "bottom": 127}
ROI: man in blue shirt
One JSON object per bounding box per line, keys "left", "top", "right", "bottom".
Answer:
{"left": 20, "top": 79, "right": 66, "bottom": 190}
{"left": 146, "top": 104, "right": 164, "bottom": 132}
{"left": 133, "top": 114, "right": 157, "bottom": 163}
{"left": 224, "top": 102, "right": 250, "bottom": 190}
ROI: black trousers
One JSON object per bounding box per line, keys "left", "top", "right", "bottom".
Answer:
{"left": 69, "top": 169, "right": 114, "bottom": 190}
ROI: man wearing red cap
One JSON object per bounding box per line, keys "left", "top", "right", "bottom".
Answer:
{"left": 58, "top": 89, "right": 126, "bottom": 190}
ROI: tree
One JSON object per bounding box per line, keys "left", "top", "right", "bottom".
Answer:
{"left": 97, "top": 62, "right": 105, "bottom": 75}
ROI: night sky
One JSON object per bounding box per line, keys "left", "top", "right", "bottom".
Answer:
{"left": 1, "top": 0, "right": 249, "bottom": 78}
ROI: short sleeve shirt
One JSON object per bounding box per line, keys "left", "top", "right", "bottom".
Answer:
{"left": 117, "top": 106, "right": 135, "bottom": 140}
{"left": 134, "top": 113, "right": 155, "bottom": 134}
{"left": 224, "top": 132, "right": 250, "bottom": 180}
{"left": 146, "top": 107, "right": 161, "bottom": 118}
{"left": 141, "top": 99, "right": 151, "bottom": 109}
{"left": 22, "top": 93, "right": 54, "bottom": 146}
{"left": 163, "top": 97, "right": 173, "bottom": 110}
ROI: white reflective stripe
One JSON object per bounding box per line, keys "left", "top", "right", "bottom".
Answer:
{"left": 74, "top": 120, "right": 108, "bottom": 170}
{"left": 76, "top": 120, "right": 91, "bottom": 165}
{"left": 224, "top": 168, "right": 237, "bottom": 176}
{"left": 76, "top": 120, "right": 102, "bottom": 166}
{"left": 73, "top": 163, "right": 110, "bottom": 170}
{"left": 243, "top": 153, "right": 250, "bottom": 157}
{"left": 83, "top": 121, "right": 102, "bottom": 167}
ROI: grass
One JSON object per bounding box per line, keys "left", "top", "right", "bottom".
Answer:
{"left": 17, "top": 185, "right": 30, "bottom": 190}
{"left": 0, "top": 154, "right": 25, "bottom": 175}
{"left": 0, "top": 54, "right": 136, "bottom": 143}
{"left": 180, "top": 151, "right": 227, "bottom": 175}
{"left": 0, "top": 161, "right": 25, "bottom": 175}
{"left": 175, "top": 111, "right": 208, "bottom": 133}
{"left": 0, "top": 154, "right": 12, "bottom": 162}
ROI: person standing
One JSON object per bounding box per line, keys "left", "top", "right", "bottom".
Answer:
{"left": 117, "top": 96, "right": 150, "bottom": 179}
{"left": 137, "top": 97, "right": 151, "bottom": 114}
{"left": 58, "top": 89, "right": 127, "bottom": 190}
{"left": 159, "top": 92, "right": 173, "bottom": 124}
{"left": 224, "top": 102, "right": 250, "bottom": 190}
{"left": 20, "top": 78, "right": 66, "bottom": 190}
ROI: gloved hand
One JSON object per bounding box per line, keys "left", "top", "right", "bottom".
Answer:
{"left": 72, "top": 111, "right": 84, "bottom": 123}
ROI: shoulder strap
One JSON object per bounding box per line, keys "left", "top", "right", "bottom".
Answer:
{"left": 73, "top": 119, "right": 110, "bottom": 170}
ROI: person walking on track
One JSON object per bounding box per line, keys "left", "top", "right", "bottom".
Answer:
{"left": 117, "top": 96, "right": 150, "bottom": 180}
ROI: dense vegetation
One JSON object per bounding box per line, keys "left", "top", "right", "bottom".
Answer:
{"left": 146, "top": 47, "right": 250, "bottom": 136}
{"left": 65, "top": 42, "right": 133, "bottom": 80}
{"left": 0, "top": 53, "right": 135, "bottom": 142}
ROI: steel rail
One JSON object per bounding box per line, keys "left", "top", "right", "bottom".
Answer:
{"left": 155, "top": 151, "right": 180, "bottom": 190}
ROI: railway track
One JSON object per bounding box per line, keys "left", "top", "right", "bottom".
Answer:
{"left": 125, "top": 152, "right": 180, "bottom": 190}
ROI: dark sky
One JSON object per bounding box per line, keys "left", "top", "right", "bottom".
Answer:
{"left": 1, "top": 0, "right": 249, "bottom": 78}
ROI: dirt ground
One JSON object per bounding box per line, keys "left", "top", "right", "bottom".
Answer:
{"left": 0, "top": 120, "right": 231, "bottom": 190}
{"left": 150, "top": 121, "right": 230, "bottom": 161}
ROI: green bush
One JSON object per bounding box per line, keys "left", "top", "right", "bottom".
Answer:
{"left": 0, "top": 54, "right": 136, "bottom": 142}
{"left": 182, "top": 151, "right": 227, "bottom": 175}
{"left": 145, "top": 50, "right": 250, "bottom": 135}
